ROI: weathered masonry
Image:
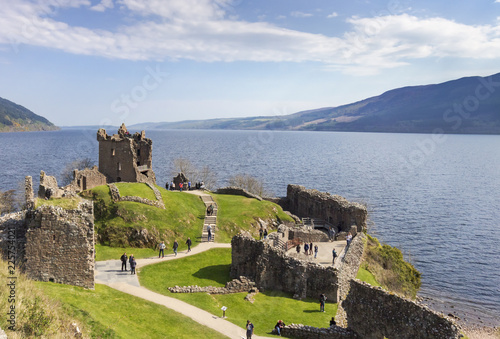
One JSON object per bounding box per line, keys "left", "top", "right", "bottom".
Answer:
{"left": 97, "top": 123, "right": 156, "bottom": 184}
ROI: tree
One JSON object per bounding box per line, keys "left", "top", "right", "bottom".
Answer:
{"left": 60, "top": 158, "right": 95, "bottom": 186}
{"left": 171, "top": 158, "right": 197, "bottom": 181}
{"left": 228, "top": 174, "right": 269, "bottom": 197}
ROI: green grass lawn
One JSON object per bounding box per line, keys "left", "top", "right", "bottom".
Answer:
{"left": 96, "top": 244, "right": 158, "bottom": 261}
{"left": 356, "top": 264, "right": 381, "bottom": 287}
{"left": 115, "top": 182, "right": 157, "bottom": 201}
{"left": 139, "top": 248, "right": 337, "bottom": 336}
{"left": 87, "top": 184, "right": 205, "bottom": 249}
{"left": 212, "top": 193, "right": 294, "bottom": 243}
{"left": 37, "top": 282, "right": 226, "bottom": 339}
{"left": 35, "top": 196, "right": 83, "bottom": 210}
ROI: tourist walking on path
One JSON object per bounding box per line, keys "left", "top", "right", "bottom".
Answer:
{"left": 173, "top": 240, "right": 179, "bottom": 256}
{"left": 129, "top": 254, "right": 136, "bottom": 275}
{"left": 179, "top": 182, "right": 183, "bottom": 192}
{"left": 328, "top": 227, "right": 334, "bottom": 241}
{"left": 314, "top": 245, "right": 318, "bottom": 259}
{"left": 346, "top": 233, "right": 353, "bottom": 251}
{"left": 263, "top": 228, "right": 268, "bottom": 240}
{"left": 120, "top": 252, "right": 128, "bottom": 271}
{"left": 296, "top": 244, "right": 301, "bottom": 254}
{"left": 259, "top": 227, "right": 263, "bottom": 240}
{"left": 304, "top": 243, "right": 309, "bottom": 255}
{"left": 207, "top": 224, "right": 212, "bottom": 242}
{"left": 246, "top": 320, "right": 254, "bottom": 339}
{"left": 185, "top": 237, "right": 192, "bottom": 252}
{"left": 309, "top": 242, "right": 313, "bottom": 255}
{"left": 158, "top": 241, "right": 165, "bottom": 258}
{"left": 332, "top": 248, "right": 338, "bottom": 265}
{"left": 188, "top": 181, "right": 191, "bottom": 190}
{"left": 171, "top": 182, "right": 175, "bottom": 191}
{"left": 319, "top": 293, "right": 327, "bottom": 312}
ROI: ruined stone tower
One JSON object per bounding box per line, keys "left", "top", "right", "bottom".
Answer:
{"left": 97, "top": 123, "right": 156, "bottom": 184}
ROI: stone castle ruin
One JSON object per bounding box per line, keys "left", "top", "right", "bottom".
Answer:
{"left": 97, "top": 123, "right": 156, "bottom": 185}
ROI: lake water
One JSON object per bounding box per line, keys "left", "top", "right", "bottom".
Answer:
{"left": 1, "top": 128, "right": 499, "bottom": 326}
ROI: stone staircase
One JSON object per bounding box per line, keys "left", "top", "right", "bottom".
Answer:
{"left": 200, "top": 195, "right": 217, "bottom": 242}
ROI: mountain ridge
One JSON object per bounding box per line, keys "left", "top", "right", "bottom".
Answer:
{"left": 0, "top": 96, "right": 59, "bottom": 132}
{"left": 131, "top": 72, "right": 500, "bottom": 134}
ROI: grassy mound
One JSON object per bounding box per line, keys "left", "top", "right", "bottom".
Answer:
{"left": 0, "top": 260, "right": 86, "bottom": 338}
{"left": 84, "top": 184, "right": 205, "bottom": 249}
{"left": 37, "top": 283, "right": 226, "bottom": 339}
{"left": 360, "top": 234, "right": 421, "bottom": 298}
{"left": 35, "top": 196, "right": 82, "bottom": 210}
{"left": 212, "top": 193, "right": 294, "bottom": 242}
{"left": 140, "top": 248, "right": 336, "bottom": 336}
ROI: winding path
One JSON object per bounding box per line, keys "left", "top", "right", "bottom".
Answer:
{"left": 95, "top": 242, "right": 273, "bottom": 339}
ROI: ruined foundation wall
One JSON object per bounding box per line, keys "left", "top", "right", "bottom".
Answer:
{"left": 24, "top": 202, "right": 95, "bottom": 289}
{"left": 72, "top": 166, "right": 107, "bottom": 191}
{"left": 215, "top": 187, "right": 263, "bottom": 201}
{"left": 231, "top": 234, "right": 339, "bottom": 301}
{"left": 284, "top": 185, "right": 367, "bottom": 233}
{"left": 343, "top": 280, "right": 461, "bottom": 339}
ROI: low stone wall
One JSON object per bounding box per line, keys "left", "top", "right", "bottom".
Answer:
{"left": 215, "top": 187, "right": 263, "bottom": 201}
{"left": 335, "top": 233, "right": 366, "bottom": 327}
{"left": 283, "top": 185, "right": 367, "bottom": 233}
{"left": 279, "top": 324, "right": 359, "bottom": 339}
{"left": 343, "top": 280, "right": 461, "bottom": 339}
{"left": 231, "top": 233, "right": 339, "bottom": 301}
{"left": 288, "top": 227, "right": 329, "bottom": 242}
{"left": 108, "top": 183, "right": 165, "bottom": 209}
{"left": 169, "top": 276, "right": 257, "bottom": 294}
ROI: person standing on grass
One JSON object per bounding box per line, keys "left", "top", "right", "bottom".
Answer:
{"left": 173, "top": 240, "right": 179, "bottom": 256}
{"left": 179, "top": 182, "right": 183, "bottom": 192}
{"left": 319, "top": 293, "right": 327, "bottom": 312}
{"left": 159, "top": 241, "right": 166, "bottom": 258}
{"left": 186, "top": 237, "right": 192, "bottom": 252}
{"left": 129, "top": 254, "right": 136, "bottom": 275}
{"left": 120, "top": 252, "right": 128, "bottom": 271}
{"left": 246, "top": 320, "right": 254, "bottom": 339}
{"left": 314, "top": 245, "right": 319, "bottom": 259}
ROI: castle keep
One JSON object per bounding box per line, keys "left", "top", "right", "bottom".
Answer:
{"left": 97, "top": 123, "right": 156, "bottom": 184}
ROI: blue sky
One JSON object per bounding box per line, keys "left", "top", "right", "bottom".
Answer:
{"left": 0, "top": 0, "right": 499, "bottom": 126}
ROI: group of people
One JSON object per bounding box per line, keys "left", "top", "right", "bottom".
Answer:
{"left": 158, "top": 238, "right": 192, "bottom": 258}
{"left": 166, "top": 181, "right": 205, "bottom": 191}
{"left": 120, "top": 252, "right": 137, "bottom": 275}
{"left": 295, "top": 242, "right": 319, "bottom": 258}
{"left": 258, "top": 227, "right": 268, "bottom": 240}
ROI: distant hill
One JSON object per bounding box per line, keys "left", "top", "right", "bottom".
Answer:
{"left": 133, "top": 72, "right": 500, "bottom": 134}
{"left": 0, "top": 96, "right": 59, "bottom": 132}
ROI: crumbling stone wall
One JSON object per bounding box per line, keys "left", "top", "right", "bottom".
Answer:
{"left": 342, "top": 280, "right": 461, "bottom": 339}
{"left": 279, "top": 324, "right": 359, "bottom": 339}
{"left": 25, "top": 176, "right": 34, "bottom": 209}
{"left": 288, "top": 227, "right": 329, "bottom": 243}
{"left": 231, "top": 233, "right": 339, "bottom": 301}
{"left": 23, "top": 201, "right": 95, "bottom": 289}
{"left": 335, "top": 233, "right": 366, "bottom": 327}
{"left": 71, "top": 166, "right": 106, "bottom": 191}
{"left": 97, "top": 123, "right": 156, "bottom": 184}
{"left": 38, "top": 170, "right": 63, "bottom": 199}
{"left": 215, "top": 187, "right": 263, "bottom": 201}
{"left": 108, "top": 183, "right": 165, "bottom": 209}
{"left": 283, "top": 185, "right": 367, "bottom": 233}
{"left": 168, "top": 276, "right": 257, "bottom": 294}
{"left": 0, "top": 211, "right": 27, "bottom": 265}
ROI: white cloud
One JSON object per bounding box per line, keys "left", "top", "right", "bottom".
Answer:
{"left": 290, "top": 11, "right": 313, "bottom": 18}
{"left": 327, "top": 12, "right": 338, "bottom": 18}
{"left": 90, "top": 0, "right": 114, "bottom": 12}
{"left": 1, "top": 1, "right": 500, "bottom": 75}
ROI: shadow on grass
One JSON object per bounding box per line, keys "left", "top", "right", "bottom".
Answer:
{"left": 192, "top": 264, "right": 231, "bottom": 285}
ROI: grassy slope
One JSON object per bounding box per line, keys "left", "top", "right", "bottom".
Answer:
{"left": 37, "top": 283, "right": 226, "bottom": 339}
{"left": 360, "top": 234, "right": 421, "bottom": 298}
{"left": 139, "top": 248, "right": 336, "bottom": 336}
{"left": 212, "top": 193, "right": 294, "bottom": 243}
{"left": 87, "top": 184, "right": 205, "bottom": 249}
{"left": 35, "top": 196, "right": 83, "bottom": 210}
